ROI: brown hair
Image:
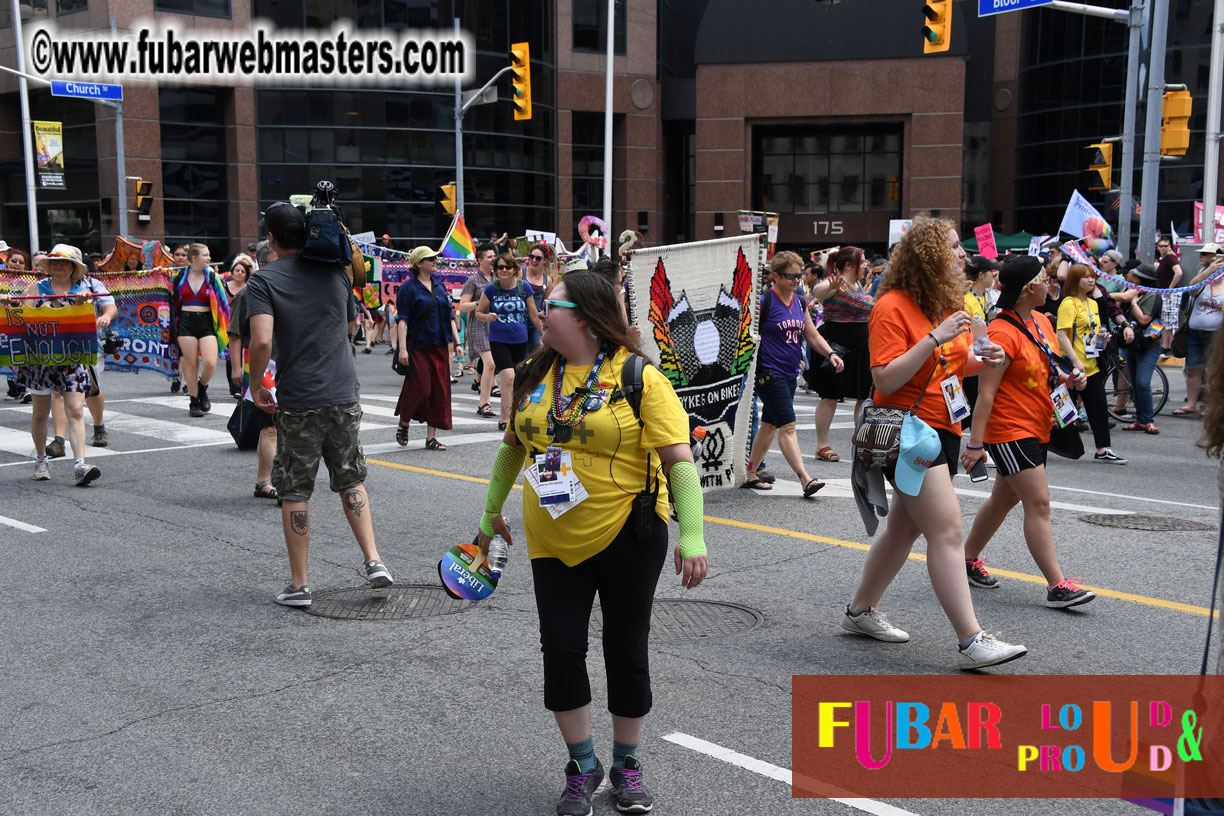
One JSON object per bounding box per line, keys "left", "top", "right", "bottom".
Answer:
{"left": 1065, "top": 263, "right": 1094, "bottom": 299}
{"left": 770, "top": 250, "right": 803, "bottom": 276}
{"left": 511, "top": 272, "right": 645, "bottom": 412}
{"left": 494, "top": 252, "right": 519, "bottom": 275}
{"left": 877, "top": 216, "right": 964, "bottom": 317}
{"left": 829, "top": 246, "right": 864, "bottom": 279}
{"left": 1200, "top": 329, "right": 1224, "bottom": 457}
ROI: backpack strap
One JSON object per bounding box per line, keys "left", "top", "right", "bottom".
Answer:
{"left": 618, "top": 352, "right": 649, "bottom": 427}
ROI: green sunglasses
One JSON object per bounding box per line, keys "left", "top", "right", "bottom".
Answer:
{"left": 542, "top": 298, "right": 577, "bottom": 315}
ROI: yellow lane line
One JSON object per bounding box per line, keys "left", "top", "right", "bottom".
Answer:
{"left": 367, "top": 459, "right": 1218, "bottom": 619}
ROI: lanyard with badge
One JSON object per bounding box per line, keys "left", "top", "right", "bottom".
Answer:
{"left": 533, "top": 345, "right": 610, "bottom": 512}
{"left": 927, "top": 313, "right": 971, "bottom": 423}
{"left": 1030, "top": 316, "right": 1080, "bottom": 428}
{"left": 1077, "top": 298, "right": 1103, "bottom": 359}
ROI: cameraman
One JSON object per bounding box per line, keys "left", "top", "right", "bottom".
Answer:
{"left": 246, "top": 200, "right": 393, "bottom": 608}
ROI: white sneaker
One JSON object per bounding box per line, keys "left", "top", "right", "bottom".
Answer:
{"left": 32, "top": 459, "right": 50, "bottom": 481}
{"left": 840, "top": 606, "right": 910, "bottom": 642}
{"left": 74, "top": 462, "right": 101, "bottom": 486}
{"left": 956, "top": 631, "right": 1027, "bottom": 670}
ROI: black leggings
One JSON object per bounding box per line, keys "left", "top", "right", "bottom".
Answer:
{"left": 1081, "top": 371, "right": 1111, "bottom": 450}
{"left": 531, "top": 513, "right": 668, "bottom": 717}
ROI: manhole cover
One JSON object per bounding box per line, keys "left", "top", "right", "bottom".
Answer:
{"left": 1079, "top": 514, "right": 1214, "bottom": 532}
{"left": 590, "top": 599, "right": 763, "bottom": 642}
{"left": 304, "top": 584, "right": 472, "bottom": 621}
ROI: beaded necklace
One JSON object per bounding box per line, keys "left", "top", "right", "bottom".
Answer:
{"left": 547, "top": 344, "right": 610, "bottom": 443}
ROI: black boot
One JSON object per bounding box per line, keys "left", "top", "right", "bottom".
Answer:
{"left": 189, "top": 395, "right": 204, "bottom": 417}
{"left": 198, "top": 382, "right": 211, "bottom": 412}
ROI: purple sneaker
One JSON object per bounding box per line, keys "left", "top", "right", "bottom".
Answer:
{"left": 556, "top": 758, "right": 604, "bottom": 816}
{"left": 609, "top": 755, "right": 653, "bottom": 813}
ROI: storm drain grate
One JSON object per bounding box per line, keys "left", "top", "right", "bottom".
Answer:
{"left": 1079, "top": 514, "right": 1215, "bottom": 532}
{"left": 304, "top": 585, "right": 473, "bottom": 621}
{"left": 590, "top": 599, "right": 763, "bottom": 642}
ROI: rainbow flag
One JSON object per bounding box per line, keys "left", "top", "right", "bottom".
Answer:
{"left": 439, "top": 213, "right": 476, "bottom": 260}
{"left": 1, "top": 302, "right": 99, "bottom": 367}
{"left": 1146, "top": 319, "right": 1164, "bottom": 338}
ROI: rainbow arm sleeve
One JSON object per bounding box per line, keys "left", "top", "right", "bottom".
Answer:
{"left": 669, "top": 460, "right": 707, "bottom": 559}
{"left": 480, "top": 443, "right": 526, "bottom": 536}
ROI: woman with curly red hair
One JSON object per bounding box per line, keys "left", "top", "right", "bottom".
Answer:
{"left": 841, "top": 217, "right": 1028, "bottom": 670}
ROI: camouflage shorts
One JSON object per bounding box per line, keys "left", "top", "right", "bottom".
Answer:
{"left": 272, "top": 402, "right": 367, "bottom": 501}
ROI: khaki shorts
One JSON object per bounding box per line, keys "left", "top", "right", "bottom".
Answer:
{"left": 272, "top": 402, "right": 367, "bottom": 501}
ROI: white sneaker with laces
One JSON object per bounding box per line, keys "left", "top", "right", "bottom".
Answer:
{"left": 32, "top": 459, "right": 51, "bottom": 481}
{"left": 74, "top": 462, "right": 101, "bottom": 486}
{"left": 840, "top": 606, "right": 910, "bottom": 642}
{"left": 957, "top": 631, "right": 1027, "bottom": 670}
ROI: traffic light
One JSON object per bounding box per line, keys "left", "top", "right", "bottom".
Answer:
{"left": 134, "top": 179, "right": 153, "bottom": 220}
{"left": 1161, "top": 89, "right": 1192, "bottom": 157}
{"left": 921, "top": 1, "right": 951, "bottom": 54}
{"left": 1086, "top": 142, "right": 1113, "bottom": 191}
{"left": 510, "top": 41, "right": 532, "bottom": 121}
{"left": 440, "top": 183, "right": 456, "bottom": 215}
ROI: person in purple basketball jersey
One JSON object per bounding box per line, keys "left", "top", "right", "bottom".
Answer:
{"left": 745, "top": 251, "right": 844, "bottom": 496}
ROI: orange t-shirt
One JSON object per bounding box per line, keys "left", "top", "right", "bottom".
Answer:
{"left": 983, "top": 310, "right": 1056, "bottom": 444}
{"left": 868, "top": 289, "right": 972, "bottom": 434}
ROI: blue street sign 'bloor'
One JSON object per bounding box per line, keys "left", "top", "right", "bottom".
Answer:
{"left": 978, "top": 0, "right": 1053, "bottom": 16}
{"left": 49, "top": 80, "right": 123, "bottom": 101}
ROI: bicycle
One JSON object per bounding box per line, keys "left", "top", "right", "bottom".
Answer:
{"left": 1100, "top": 338, "right": 1168, "bottom": 421}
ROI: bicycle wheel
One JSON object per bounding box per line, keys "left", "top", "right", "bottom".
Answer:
{"left": 1103, "top": 355, "right": 1135, "bottom": 421}
{"left": 1151, "top": 364, "right": 1169, "bottom": 415}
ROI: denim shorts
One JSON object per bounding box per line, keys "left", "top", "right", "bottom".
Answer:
{"left": 758, "top": 373, "right": 798, "bottom": 427}
{"left": 1185, "top": 328, "right": 1217, "bottom": 371}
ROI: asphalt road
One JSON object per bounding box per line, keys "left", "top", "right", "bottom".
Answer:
{"left": 0, "top": 351, "right": 1218, "bottom": 816}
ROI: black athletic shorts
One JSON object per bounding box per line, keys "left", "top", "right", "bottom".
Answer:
{"left": 489, "top": 340, "right": 528, "bottom": 374}
{"left": 984, "top": 437, "right": 1047, "bottom": 477}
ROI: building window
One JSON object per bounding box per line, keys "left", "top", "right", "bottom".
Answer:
{"left": 154, "top": 0, "right": 231, "bottom": 18}
{"left": 160, "top": 87, "right": 230, "bottom": 247}
{"left": 57, "top": 0, "right": 87, "bottom": 14}
{"left": 752, "top": 125, "right": 903, "bottom": 216}
{"left": 573, "top": 0, "right": 625, "bottom": 54}
{"left": 571, "top": 111, "right": 607, "bottom": 244}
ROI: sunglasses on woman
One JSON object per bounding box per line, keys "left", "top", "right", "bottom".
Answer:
{"left": 529, "top": 254, "right": 545, "bottom": 262}
{"left": 496, "top": 264, "right": 514, "bottom": 270}
{"left": 776, "top": 272, "right": 803, "bottom": 281}
{"left": 541, "top": 298, "right": 576, "bottom": 316}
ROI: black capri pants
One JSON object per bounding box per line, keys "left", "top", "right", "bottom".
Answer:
{"left": 531, "top": 512, "right": 669, "bottom": 717}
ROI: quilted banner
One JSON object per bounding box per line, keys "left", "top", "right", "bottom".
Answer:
{"left": 627, "top": 234, "right": 764, "bottom": 490}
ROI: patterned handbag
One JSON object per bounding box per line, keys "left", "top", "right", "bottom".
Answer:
{"left": 853, "top": 359, "right": 939, "bottom": 470}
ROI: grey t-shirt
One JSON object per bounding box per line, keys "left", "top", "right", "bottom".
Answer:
{"left": 244, "top": 252, "right": 358, "bottom": 410}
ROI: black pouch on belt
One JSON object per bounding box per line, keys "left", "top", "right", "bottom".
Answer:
{"left": 633, "top": 489, "right": 657, "bottom": 537}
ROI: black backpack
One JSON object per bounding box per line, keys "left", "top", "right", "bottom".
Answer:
{"left": 300, "top": 206, "right": 351, "bottom": 266}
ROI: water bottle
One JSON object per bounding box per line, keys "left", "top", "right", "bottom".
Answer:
{"left": 690, "top": 426, "right": 708, "bottom": 459}
{"left": 971, "top": 315, "right": 989, "bottom": 359}
{"left": 487, "top": 534, "right": 509, "bottom": 580}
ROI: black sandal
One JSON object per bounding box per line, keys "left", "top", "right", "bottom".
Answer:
{"left": 740, "top": 475, "right": 772, "bottom": 490}
{"left": 477, "top": 403, "right": 495, "bottom": 417}
{"left": 803, "top": 478, "right": 825, "bottom": 498}
{"left": 396, "top": 423, "right": 410, "bottom": 446}
{"left": 490, "top": 386, "right": 502, "bottom": 398}
{"left": 254, "top": 481, "right": 279, "bottom": 500}
{"left": 425, "top": 437, "right": 447, "bottom": 451}
{"left": 498, "top": 421, "right": 508, "bottom": 431}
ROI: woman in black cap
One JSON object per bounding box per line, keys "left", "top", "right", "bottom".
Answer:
{"left": 961, "top": 256, "right": 1095, "bottom": 608}
{"left": 1116, "top": 262, "right": 1163, "bottom": 433}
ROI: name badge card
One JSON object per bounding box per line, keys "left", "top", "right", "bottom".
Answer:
{"left": 940, "top": 374, "right": 971, "bottom": 423}
{"left": 535, "top": 447, "right": 576, "bottom": 505}
{"left": 1051, "top": 383, "right": 1079, "bottom": 428}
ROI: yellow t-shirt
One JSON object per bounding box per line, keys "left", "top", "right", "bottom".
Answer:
{"left": 514, "top": 346, "right": 690, "bottom": 566}
{"left": 1056, "top": 295, "right": 1102, "bottom": 377}
{"left": 964, "top": 291, "right": 989, "bottom": 322}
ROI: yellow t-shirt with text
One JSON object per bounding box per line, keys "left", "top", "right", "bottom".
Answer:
{"left": 514, "top": 346, "right": 690, "bottom": 566}
{"left": 1056, "top": 295, "right": 1101, "bottom": 377}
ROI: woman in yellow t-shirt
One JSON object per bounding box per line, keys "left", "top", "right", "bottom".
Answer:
{"left": 476, "top": 271, "right": 708, "bottom": 815}
{"left": 1057, "top": 263, "right": 1125, "bottom": 463}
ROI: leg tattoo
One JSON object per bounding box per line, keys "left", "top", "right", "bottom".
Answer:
{"left": 343, "top": 488, "right": 367, "bottom": 518}
{"left": 290, "top": 510, "right": 309, "bottom": 537}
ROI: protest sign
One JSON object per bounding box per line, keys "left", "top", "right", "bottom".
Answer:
{"left": 974, "top": 224, "right": 998, "bottom": 259}
{"left": 1, "top": 302, "right": 98, "bottom": 367}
